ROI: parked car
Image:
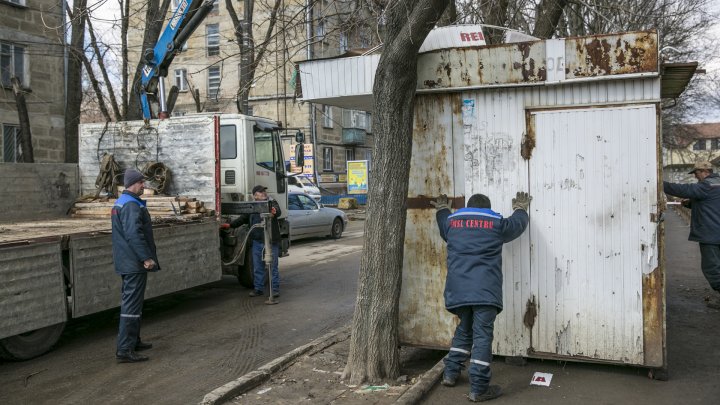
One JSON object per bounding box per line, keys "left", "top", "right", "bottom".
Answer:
{"left": 287, "top": 192, "right": 348, "bottom": 241}
{"left": 287, "top": 173, "right": 322, "bottom": 202}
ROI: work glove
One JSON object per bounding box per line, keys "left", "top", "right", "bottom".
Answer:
{"left": 512, "top": 191, "right": 532, "bottom": 211}
{"left": 430, "top": 194, "right": 451, "bottom": 211}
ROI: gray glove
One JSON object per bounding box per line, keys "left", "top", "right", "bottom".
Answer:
{"left": 430, "top": 194, "right": 451, "bottom": 211}
{"left": 512, "top": 191, "right": 532, "bottom": 211}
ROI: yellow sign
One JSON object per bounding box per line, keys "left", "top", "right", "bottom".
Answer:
{"left": 320, "top": 174, "right": 337, "bottom": 183}
{"left": 284, "top": 143, "right": 314, "bottom": 175}
{"left": 338, "top": 174, "right": 347, "bottom": 183}
{"left": 346, "top": 160, "right": 368, "bottom": 194}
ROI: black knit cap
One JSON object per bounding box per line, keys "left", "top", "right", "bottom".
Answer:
{"left": 123, "top": 169, "right": 145, "bottom": 188}
{"left": 252, "top": 185, "right": 268, "bottom": 194}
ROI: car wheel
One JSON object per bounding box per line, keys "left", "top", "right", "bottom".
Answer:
{"left": 330, "top": 218, "right": 344, "bottom": 239}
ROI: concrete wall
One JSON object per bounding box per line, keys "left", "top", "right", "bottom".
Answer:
{"left": 0, "top": 163, "right": 78, "bottom": 223}
{"left": 0, "top": 1, "right": 65, "bottom": 163}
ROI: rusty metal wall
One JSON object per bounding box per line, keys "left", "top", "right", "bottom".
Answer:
{"left": 527, "top": 105, "right": 658, "bottom": 364}
{"left": 0, "top": 163, "right": 78, "bottom": 223}
{"left": 0, "top": 242, "right": 67, "bottom": 339}
{"left": 78, "top": 116, "right": 217, "bottom": 207}
{"left": 70, "top": 221, "right": 221, "bottom": 318}
{"left": 399, "top": 94, "right": 465, "bottom": 348}
{"left": 416, "top": 31, "right": 658, "bottom": 91}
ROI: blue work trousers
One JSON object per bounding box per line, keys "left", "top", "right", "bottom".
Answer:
{"left": 699, "top": 243, "right": 720, "bottom": 292}
{"left": 443, "top": 305, "right": 498, "bottom": 394}
{"left": 252, "top": 241, "right": 280, "bottom": 293}
{"left": 117, "top": 272, "right": 147, "bottom": 353}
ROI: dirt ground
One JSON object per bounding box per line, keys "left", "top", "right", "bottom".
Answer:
{"left": 228, "top": 329, "right": 443, "bottom": 405}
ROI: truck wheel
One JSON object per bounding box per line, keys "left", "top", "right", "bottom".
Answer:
{"left": 0, "top": 322, "right": 66, "bottom": 361}
{"left": 236, "top": 247, "right": 254, "bottom": 289}
{"left": 330, "top": 218, "right": 344, "bottom": 239}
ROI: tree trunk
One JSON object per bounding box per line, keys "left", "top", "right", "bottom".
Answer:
{"left": 532, "top": 0, "right": 568, "bottom": 39}
{"left": 437, "top": 0, "right": 457, "bottom": 27}
{"left": 342, "top": 0, "right": 449, "bottom": 385}
{"left": 127, "top": 0, "right": 172, "bottom": 120}
{"left": 64, "top": 0, "right": 87, "bottom": 163}
{"left": 482, "top": 0, "right": 509, "bottom": 45}
{"left": 11, "top": 77, "right": 33, "bottom": 163}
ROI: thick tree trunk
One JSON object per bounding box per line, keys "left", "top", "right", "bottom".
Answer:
{"left": 437, "top": 0, "right": 457, "bottom": 27}
{"left": 532, "top": 0, "right": 568, "bottom": 39}
{"left": 127, "top": 0, "right": 171, "bottom": 120}
{"left": 64, "top": 0, "right": 87, "bottom": 163}
{"left": 342, "top": 0, "right": 449, "bottom": 385}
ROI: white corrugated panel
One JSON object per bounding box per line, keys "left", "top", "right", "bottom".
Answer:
{"left": 528, "top": 105, "right": 657, "bottom": 364}
{"left": 299, "top": 55, "right": 379, "bottom": 109}
{"left": 462, "top": 79, "right": 660, "bottom": 361}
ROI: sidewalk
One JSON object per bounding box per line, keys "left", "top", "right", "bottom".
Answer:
{"left": 202, "top": 210, "right": 720, "bottom": 404}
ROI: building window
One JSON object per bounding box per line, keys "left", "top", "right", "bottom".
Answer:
{"left": 1, "top": 42, "right": 26, "bottom": 87}
{"left": 323, "top": 105, "right": 333, "bottom": 128}
{"left": 206, "top": 24, "right": 220, "bottom": 56}
{"left": 712, "top": 139, "right": 720, "bottom": 150}
{"left": 343, "top": 109, "right": 370, "bottom": 130}
{"left": 7, "top": 0, "right": 26, "bottom": 6}
{"left": 208, "top": 66, "right": 220, "bottom": 100}
{"left": 212, "top": 0, "right": 219, "bottom": 12}
{"left": 2, "top": 124, "right": 21, "bottom": 163}
{"left": 323, "top": 147, "right": 333, "bottom": 171}
{"left": 316, "top": 20, "right": 326, "bottom": 40}
{"left": 174, "top": 68, "right": 188, "bottom": 91}
{"left": 339, "top": 32, "right": 348, "bottom": 54}
{"left": 693, "top": 140, "right": 707, "bottom": 151}
{"left": 345, "top": 148, "right": 354, "bottom": 162}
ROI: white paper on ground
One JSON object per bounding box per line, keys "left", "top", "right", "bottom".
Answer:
{"left": 530, "top": 372, "right": 553, "bottom": 386}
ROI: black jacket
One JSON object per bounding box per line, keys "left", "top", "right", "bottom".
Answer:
{"left": 664, "top": 173, "right": 720, "bottom": 244}
{"left": 230, "top": 200, "right": 282, "bottom": 244}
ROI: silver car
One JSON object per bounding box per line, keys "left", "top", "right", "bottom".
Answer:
{"left": 287, "top": 192, "right": 348, "bottom": 241}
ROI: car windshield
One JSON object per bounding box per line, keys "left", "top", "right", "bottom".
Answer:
{"left": 297, "top": 176, "right": 314, "bottom": 188}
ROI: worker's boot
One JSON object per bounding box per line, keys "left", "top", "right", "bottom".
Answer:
{"left": 468, "top": 385, "right": 502, "bottom": 402}
{"left": 705, "top": 294, "right": 720, "bottom": 310}
{"left": 441, "top": 373, "right": 458, "bottom": 387}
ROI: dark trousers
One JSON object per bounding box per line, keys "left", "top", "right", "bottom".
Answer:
{"left": 699, "top": 243, "right": 720, "bottom": 292}
{"left": 252, "top": 241, "right": 280, "bottom": 293}
{"left": 117, "top": 272, "right": 147, "bottom": 353}
{"left": 444, "top": 305, "right": 498, "bottom": 394}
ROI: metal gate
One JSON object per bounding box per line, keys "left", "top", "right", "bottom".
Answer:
{"left": 527, "top": 105, "right": 659, "bottom": 364}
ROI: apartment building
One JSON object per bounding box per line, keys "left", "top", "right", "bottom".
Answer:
{"left": 0, "top": 0, "right": 65, "bottom": 162}
{"left": 128, "top": 0, "right": 377, "bottom": 193}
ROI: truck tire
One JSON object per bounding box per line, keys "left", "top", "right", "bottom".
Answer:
{"left": 0, "top": 322, "right": 66, "bottom": 361}
{"left": 237, "top": 246, "right": 254, "bottom": 289}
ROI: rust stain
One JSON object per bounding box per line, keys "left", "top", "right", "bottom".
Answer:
{"left": 523, "top": 295, "right": 537, "bottom": 329}
{"left": 643, "top": 266, "right": 665, "bottom": 367}
{"left": 407, "top": 196, "right": 466, "bottom": 210}
{"left": 444, "top": 63, "right": 452, "bottom": 77}
{"left": 522, "top": 111, "right": 536, "bottom": 160}
{"left": 423, "top": 79, "right": 441, "bottom": 88}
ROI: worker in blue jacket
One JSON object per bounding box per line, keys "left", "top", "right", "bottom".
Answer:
{"left": 664, "top": 161, "right": 720, "bottom": 309}
{"left": 111, "top": 169, "right": 160, "bottom": 363}
{"left": 432, "top": 191, "right": 530, "bottom": 402}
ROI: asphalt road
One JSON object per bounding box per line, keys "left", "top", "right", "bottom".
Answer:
{"left": 0, "top": 221, "right": 365, "bottom": 405}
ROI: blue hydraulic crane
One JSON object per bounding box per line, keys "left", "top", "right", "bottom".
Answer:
{"left": 138, "top": 0, "right": 216, "bottom": 120}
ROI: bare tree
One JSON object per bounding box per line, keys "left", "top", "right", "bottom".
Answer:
{"left": 342, "top": 0, "right": 450, "bottom": 385}
{"left": 64, "top": 0, "right": 87, "bottom": 163}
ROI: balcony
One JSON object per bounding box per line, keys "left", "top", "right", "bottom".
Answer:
{"left": 342, "top": 128, "right": 367, "bottom": 145}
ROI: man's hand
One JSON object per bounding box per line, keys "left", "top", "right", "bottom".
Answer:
{"left": 143, "top": 259, "right": 156, "bottom": 270}
{"left": 512, "top": 192, "right": 532, "bottom": 211}
{"left": 430, "top": 194, "right": 451, "bottom": 211}
{"left": 270, "top": 206, "right": 277, "bottom": 216}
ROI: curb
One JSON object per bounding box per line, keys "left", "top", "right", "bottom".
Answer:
{"left": 200, "top": 325, "right": 351, "bottom": 405}
{"left": 394, "top": 358, "right": 444, "bottom": 405}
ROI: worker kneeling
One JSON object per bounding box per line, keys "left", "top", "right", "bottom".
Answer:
{"left": 432, "top": 191, "right": 531, "bottom": 402}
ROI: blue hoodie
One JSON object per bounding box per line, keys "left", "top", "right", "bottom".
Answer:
{"left": 436, "top": 207, "right": 528, "bottom": 312}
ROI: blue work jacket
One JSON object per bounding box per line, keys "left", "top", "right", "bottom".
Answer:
{"left": 664, "top": 173, "right": 720, "bottom": 244}
{"left": 111, "top": 191, "right": 161, "bottom": 274}
{"left": 437, "top": 207, "right": 528, "bottom": 313}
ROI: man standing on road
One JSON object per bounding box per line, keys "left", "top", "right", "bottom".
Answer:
{"left": 664, "top": 161, "right": 720, "bottom": 309}
{"left": 111, "top": 169, "right": 160, "bottom": 363}
{"left": 432, "top": 192, "right": 530, "bottom": 402}
{"left": 231, "top": 185, "right": 282, "bottom": 298}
